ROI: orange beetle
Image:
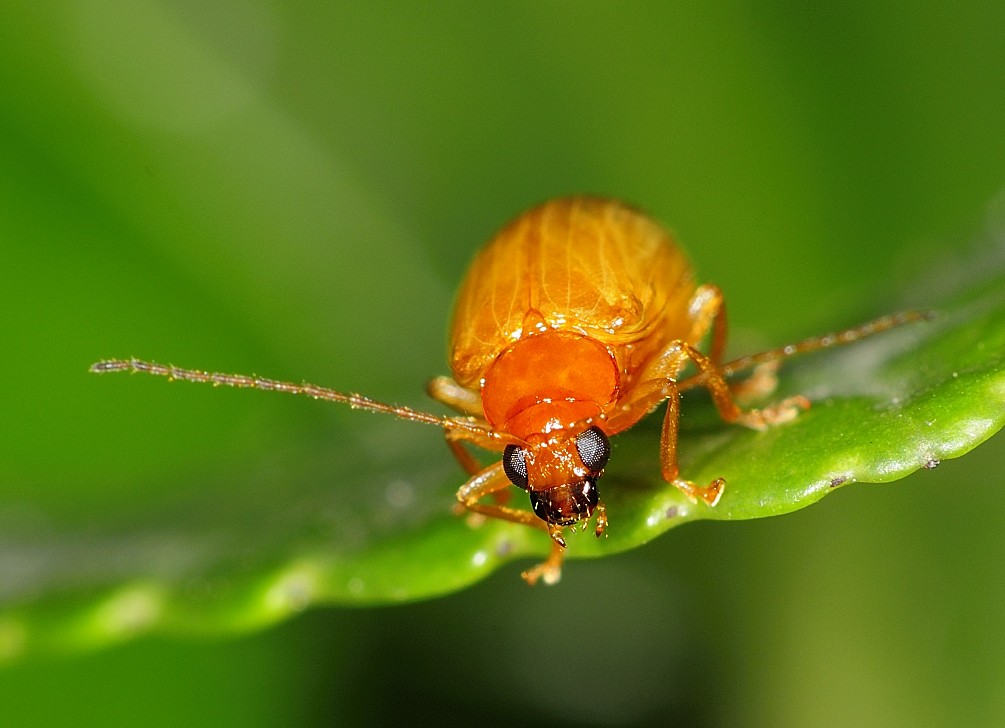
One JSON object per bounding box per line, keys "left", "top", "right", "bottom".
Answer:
{"left": 92, "top": 197, "right": 925, "bottom": 584}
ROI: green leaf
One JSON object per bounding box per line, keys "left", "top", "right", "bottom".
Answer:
{"left": 2, "top": 3, "right": 1004, "bottom": 672}
{"left": 2, "top": 261, "right": 1003, "bottom": 662}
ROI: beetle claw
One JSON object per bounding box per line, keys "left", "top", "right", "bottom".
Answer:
{"left": 673, "top": 477, "right": 725, "bottom": 507}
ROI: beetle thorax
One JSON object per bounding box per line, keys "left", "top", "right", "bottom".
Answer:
{"left": 480, "top": 329, "right": 619, "bottom": 440}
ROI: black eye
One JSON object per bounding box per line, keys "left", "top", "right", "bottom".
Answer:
{"left": 575, "top": 426, "right": 610, "bottom": 473}
{"left": 502, "top": 444, "right": 529, "bottom": 489}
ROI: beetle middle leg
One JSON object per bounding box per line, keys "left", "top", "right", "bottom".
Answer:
{"left": 658, "top": 282, "right": 810, "bottom": 432}
{"left": 614, "top": 340, "right": 809, "bottom": 505}
{"left": 427, "top": 375, "right": 484, "bottom": 417}
{"left": 429, "top": 378, "right": 517, "bottom": 504}
{"left": 685, "top": 283, "right": 782, "bottom": 401}
{"left": 440, "top": 423, "right": 518, "bottom": 512}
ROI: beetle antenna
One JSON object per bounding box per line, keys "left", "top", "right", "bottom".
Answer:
{"left": 677, "top": 309, "right": 933, "bottom": 392}
{"left": 89, "top": 358, "right": 491, "bottom": 438}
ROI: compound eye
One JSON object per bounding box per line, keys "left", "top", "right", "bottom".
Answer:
{"left": 502, "top": 444, "right": 529, "bottom": 489}
{"left": 575, "top": 426, "right": 611, "bottom": 474}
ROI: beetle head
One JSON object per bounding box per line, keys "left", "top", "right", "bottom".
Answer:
{"left": 501, "top": 425, "right": 611, "bottom": 526}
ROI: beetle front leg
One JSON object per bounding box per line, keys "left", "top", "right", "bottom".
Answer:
{"left": 658, "top": 378, "right": 725, "bottom": 506}
{"left": 520, "top": 536, "right": 566, "bottom": 586}
{"left": 455, "top": 462, "right": 566, "bottom": 585}
{"left": 436, "top": 415, "right": 513, "bottom": 505}
{"left": 443, "top": 426, "right": 515, "bottom": 511}
{"left": 616, "top": 340, "right": 808, "bottom": 507}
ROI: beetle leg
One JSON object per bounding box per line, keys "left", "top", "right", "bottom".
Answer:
{"left": 729, "top": 360, "right": 781, "bottom": 404}
{"left": 444, "top": 433, "right": 513, "bottom": 508}
{"left": 437, "top": 414, "right": 507, "bottom": 470}
{"left": 686, "top": 284, "right": 783, "bottom": 403}
{"left": 520, "top": 538, "right": 566, "bottom": 586}
{"left": 678, "top": 283, "right": 811, "bottom": 429}
{"left": 429, "top": 377, "right": 513, "bottom": 503}
{"left": 427, "top": 379, "right": 508, "bottom": 479}
{"left": 427, "top": 375, "right": 484, "bottom": 417}
{"left": 442, "top": 425, "right": 515, "bottom": 509}
{"left": 641, "top": 341, "right": 810, "bottom": 431}
{"left": 658, "top": 376, "right": 726, "bottom": 506}
{"left": 455, "top": 462, "right": 566, "bottom": 585}
{"left": 443, "top": 434, "right": 486, "bottom": 476}
{"left": 616, "top": 340, "right": 808, "bottom": 505}
{"left": 455, "top": 463, "right": 547, "bottom": 529}
{"left": 687, "top": 283, "right": 728, "bottom": 365}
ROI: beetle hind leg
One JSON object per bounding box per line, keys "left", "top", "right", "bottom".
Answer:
{"left": 733, "top": 393, "right": 811, "bottom": 431}
{"left": 729, "top": 360, "right": 781, "bottom": 403}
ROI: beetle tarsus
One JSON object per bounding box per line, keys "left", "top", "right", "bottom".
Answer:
{"left": 521, "top": 539, "right": 565, "bottom": 585}
{"left": 730, "top": 361, "right": 781, "bottom": 404}
{"left": 736, "top": 394, "right": 811, "bottom": 431}
{"left": 674, "top": 477, "right": 725, "bottom": 507}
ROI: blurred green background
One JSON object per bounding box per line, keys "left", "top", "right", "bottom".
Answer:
{"left": 2, "top": 1, "right": 1005, "bottom": 726}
